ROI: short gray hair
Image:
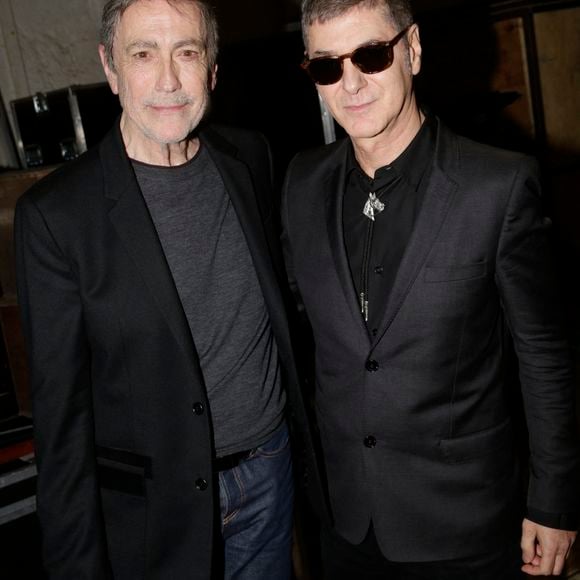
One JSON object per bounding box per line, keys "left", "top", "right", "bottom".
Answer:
{"left": 301, "top": 0, "right": 413, "bottom": 47}
{"left": 100, "top": 0, "right": 219, "bottom": 70}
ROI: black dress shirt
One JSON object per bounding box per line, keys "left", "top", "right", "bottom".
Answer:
{"left": 343, "top": 116, "right": 436, "bottom": 337}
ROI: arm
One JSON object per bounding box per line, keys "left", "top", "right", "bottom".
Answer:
{"left": 15, "top": 196, "right": 112, "bottom": 579}
{"left": 495, "top": 157, "right": 580, "bottom": 575}
{"left": 280, "top": 157, "right": 315, "bottom": 380}
{"left": 280, "top": 156, "right": 307, "bottom": 318}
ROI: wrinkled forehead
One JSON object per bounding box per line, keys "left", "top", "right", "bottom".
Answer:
{"left": 115, "top": 0, "right": 203, "bottom": 42}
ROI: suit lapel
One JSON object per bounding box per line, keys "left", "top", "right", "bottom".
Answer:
{"left": 201, "top": 129, "right": 280, "bottom": 307}
{"left": 373, "top": 124, "right": 459, "bottom": 346}
{"left": 324, "top": 142, "right": 371, "bottom": 342}
{"left": 100, "top": 126, "right": 198, "bottom": 364}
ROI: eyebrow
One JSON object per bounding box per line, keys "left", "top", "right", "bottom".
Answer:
{"left": 125, "top": 40, "right": 157, "bottom": 53}
{"left": 310, "top": 38, "right": 386, "bottom": 57}
{"left": 310, "top": 49, "right": 334, "bottom": 57}
{"left": 125, "top": 38, "right": 204, "bottom": 53}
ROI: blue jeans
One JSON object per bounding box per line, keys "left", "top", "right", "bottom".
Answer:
{"left": 217, "top": 423, "right": 294, "bottom": 580}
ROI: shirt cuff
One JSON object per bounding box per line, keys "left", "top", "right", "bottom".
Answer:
{"left": 526, "top": 507, "right": 579, "bottom": 531}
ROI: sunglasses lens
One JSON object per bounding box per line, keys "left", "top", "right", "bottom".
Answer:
{"left": 304, "top": 37, "right": 400, "bottom": 85}
{"left": 352, "top": 44, "right": 393, "bottom": 74}
{"left": 307, "top": 58, "right": 343, "bottom": 85}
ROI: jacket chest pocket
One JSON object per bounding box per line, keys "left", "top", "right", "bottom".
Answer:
{"left": 418, "top": 260, "right": 493, "bottom": 314}
{"left": 424, "top": 260, "right": 487, "bottom": 283}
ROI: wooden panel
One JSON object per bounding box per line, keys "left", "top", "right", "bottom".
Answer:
{"left": 534, "top": 7, "right": 580, "bottom": 163}
{"left": 0, "top": 305, "right": 30, "bottom": 415}
{"left": 0, "top": 167, "right": 55, "bottom": 416}
{"left": 488, "top": 17, "right": 535, "bottom": 141}
{"left": 0, "top": 166, "right": 55, "bottom": 301}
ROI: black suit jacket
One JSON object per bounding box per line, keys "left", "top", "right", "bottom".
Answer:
{"left": 15, "top": 123, "right": 325, "bottom": 579}
{"left": 281, "top": 119, "right": 579, "bottom": 561}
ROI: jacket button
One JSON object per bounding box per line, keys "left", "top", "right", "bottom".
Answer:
{"left": 365, "top": 359, "right": 379, "bottom": 372}
{"left": 364, "top": 435, "right": 377, "bottom": 448}
{"left": 195, "top": 478, "right": 208, "bottom": 491}
{"left": 192, "top": 402, "right": 205, "bottom": 415}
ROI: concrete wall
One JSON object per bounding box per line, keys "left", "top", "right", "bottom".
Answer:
{"left": 0, "top": 0, "right": 107, "bottom": 167}
{"left": 0, "top": 0, "right": 105, "bottom": 102}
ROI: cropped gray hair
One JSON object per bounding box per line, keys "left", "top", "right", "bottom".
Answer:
{"left": 301, "top": 0, "right": 413, "bottom": 48}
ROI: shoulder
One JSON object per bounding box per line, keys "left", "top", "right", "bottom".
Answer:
{"left": 202, "top": 123, "right": 269, "bottom": 161}
{"left": 289, "top": 138, "right": 348, "bottom": 172}
{"left": 206, "top": 123, "right": 267, "bottom": 148}
{"left": 432, "top": 122, "right": 543, "bottom": 220}
{"left": 284, "top": 138, "right": 348, "bottom": 195}
{"left": 17, "top": 147, "right": 103, "bottom": 215}
{"left": 201, "top": 123, "right": 273, "bottom": 179}
{"left": 439, "top": 122, "right": 538, "bottom": 181}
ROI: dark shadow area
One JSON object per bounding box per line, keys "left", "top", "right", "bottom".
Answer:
{"left": 0, "top": 513, "right": 46, "bottom": 579}
{"left": 212, "top": 29, "right": 324, "bottom": 190}
{"left": 415, "top": 2, "right": 538, "bottom": 154}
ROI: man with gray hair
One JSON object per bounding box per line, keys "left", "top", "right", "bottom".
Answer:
{"left": 15, "top": 0, "right": 322, "bottom": 578}
{"left": 282, "top": 0, "right": 579, "bottom": 577}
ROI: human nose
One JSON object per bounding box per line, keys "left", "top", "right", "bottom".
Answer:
{"left": 341, "top": 58, "right": 367, "bottom": 94}
{"left": 156, "top": 57, "right": 181, "bottom": 92}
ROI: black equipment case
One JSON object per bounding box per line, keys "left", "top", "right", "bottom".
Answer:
{"left": 11, "top": 83, "right": 121, "bottom": 168}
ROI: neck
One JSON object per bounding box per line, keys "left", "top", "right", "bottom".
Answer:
{"left": 352, "top": 104, "right": 424, "bottom": 177}
{"left": 125, "top": 138, "right": 200, "bottom": 167}
{"left": 120, "top": 119, "right": 200, "bottom": 167}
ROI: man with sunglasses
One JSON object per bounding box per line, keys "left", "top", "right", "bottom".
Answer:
{"left": 282, "top": 0, "right": 579, "bottom": 578}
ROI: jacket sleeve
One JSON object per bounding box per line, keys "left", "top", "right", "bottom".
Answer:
{"left": 15, "top": 194, "right": 113, "bottom": 579}
{"left": 280, "top": 156, "right": 316, "bottom": 374}
{"left": 280, "top": 155, "right": 307, "bottom": 317}
{"left": 495, "top": 156, "right": 580, "bottom": 530}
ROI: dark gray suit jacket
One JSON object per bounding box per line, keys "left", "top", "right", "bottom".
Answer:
{"left": 15, "top": 123, "right": 325, "bottom": 579}
{"left": 281, "top": 118, "right": 579, "bottom": 561}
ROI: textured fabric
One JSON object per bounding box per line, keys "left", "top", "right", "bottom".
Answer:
{"left": 320, "top": 523, "right": 525, "bottom": 579}
{"left": 134, "top": 146, "right": 284, "bottom": 456}
{"left": 281, "top": 117, "right": 580, "bottom": 561}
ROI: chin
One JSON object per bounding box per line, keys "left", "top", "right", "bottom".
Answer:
{"left": 147, "top": 124, "right": 196, "bottom": 145}
{"left": 336, "top": 114, "right": 378, "bottom": 138}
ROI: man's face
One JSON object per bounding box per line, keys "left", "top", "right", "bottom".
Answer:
{"left": 99, "top": 0, "right": 216, "bottom": 159}
{"left": 305, "top": 4, "right": 421, "bottom": 144}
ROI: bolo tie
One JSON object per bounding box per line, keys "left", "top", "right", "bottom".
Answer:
{"left": 359, "top": 175, "right": 401, "bottom": 322}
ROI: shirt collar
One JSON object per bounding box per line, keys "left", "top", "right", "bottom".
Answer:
{"left": 346, "top": 114, "right": 437, "bottom": 192}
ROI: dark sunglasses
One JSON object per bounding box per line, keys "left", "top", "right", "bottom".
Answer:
{"left": 301, "top": 26, "right": 410, "bottom": 85}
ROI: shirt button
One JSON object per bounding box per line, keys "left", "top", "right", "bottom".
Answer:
{"left": 192, "top": 402, "right": 205, "bottom": 415}
{"left": 195, "top": 478, "right": 208, "bottom": 491}
{"left": 365, "top": 359, "right": 379, "bottom": 372}
{"left": 364, "top": 435, "right": 377, "bottom": 448}
{"left": 374, "top": 266, "right": 384, "bottom": 275}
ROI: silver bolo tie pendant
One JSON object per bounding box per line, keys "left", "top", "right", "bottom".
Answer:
{"left": 363, "top": 192, "right": 385, "bottom": 221}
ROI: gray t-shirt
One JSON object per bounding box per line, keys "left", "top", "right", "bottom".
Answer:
{"left": 133, "top": 144, "right": 284, "bottom": 456}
